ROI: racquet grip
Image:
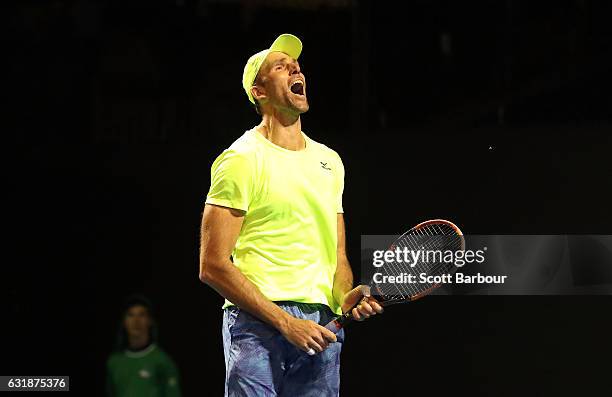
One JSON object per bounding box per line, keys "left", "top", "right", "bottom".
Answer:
{"left": 324, "top": 297, "right": 364, "bottom": 333}
{"left": 324, "top": 318, "right": 343, "bottom": 333}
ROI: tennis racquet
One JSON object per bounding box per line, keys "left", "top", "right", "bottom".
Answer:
{"left": 325, "top": 219, "right": 464, "bottom": 333}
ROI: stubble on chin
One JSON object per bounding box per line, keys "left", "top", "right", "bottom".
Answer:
{"left": 290, "top": 97, "right": 309, "bottom": 114}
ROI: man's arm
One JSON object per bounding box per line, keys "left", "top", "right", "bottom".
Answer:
{"left": 105, "top": 359, "right": 115, "bottom": 397}
{"left": 333, "top": 214, "right": 384, "bottom": 319}
{"left": 160, "top": 355, "right": 181, "bottom": 397}
{"left": 333, "top": 213, "right": 354, "bottom": 307}
{"left": 199, "top": 204, "right": 337, "bottom": 353}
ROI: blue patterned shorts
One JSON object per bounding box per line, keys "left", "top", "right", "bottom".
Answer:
{"left": 222, "top": 302, "right": 345, "bottom": 397}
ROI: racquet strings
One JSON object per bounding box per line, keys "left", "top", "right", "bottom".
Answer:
{"left": 374, "top": 222, "right": 464, "bottom": 301}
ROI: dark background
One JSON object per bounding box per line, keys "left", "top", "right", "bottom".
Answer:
{"left": 4, "top": 0, "right": 612, "bottom": 395}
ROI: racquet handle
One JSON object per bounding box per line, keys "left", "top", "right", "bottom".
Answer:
{"left": 324, "top": 318, "right": 344, "bottom": 333}
{"left": 323, "top": 297, "right": 365, "bottom": 333}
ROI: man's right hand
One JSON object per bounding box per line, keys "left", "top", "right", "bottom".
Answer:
{"left": 279, "top": 317, "right": 337, "bottom": 354}
{"left": 201, "top": 205, "right": 338, "bottom": 356}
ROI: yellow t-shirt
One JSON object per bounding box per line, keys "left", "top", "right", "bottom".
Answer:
{"left": 205, "top": 128, "right": 344, "bottom": 314}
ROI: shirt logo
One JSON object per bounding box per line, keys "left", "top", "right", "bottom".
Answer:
{"left": 320, "top": 161, "right": 331, "bottom": 171}
{"left": 139, "top": 369, "right": 151, "bottom": 379}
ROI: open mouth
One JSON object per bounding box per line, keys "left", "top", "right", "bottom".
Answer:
{"left": 290, "top": 80, "right": 305, "bottom": 96}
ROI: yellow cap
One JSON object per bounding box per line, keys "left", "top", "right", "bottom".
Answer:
{"left": 242, "top": 34, "right": 303, "bottom": 104}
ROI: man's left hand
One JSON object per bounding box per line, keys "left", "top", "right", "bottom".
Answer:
{"left": 341, "top": 285, "right": 384, "bottom": 321}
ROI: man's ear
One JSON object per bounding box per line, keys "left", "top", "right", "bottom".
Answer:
{"left": 251, "top": 85, "right": 267, "bottom": 103}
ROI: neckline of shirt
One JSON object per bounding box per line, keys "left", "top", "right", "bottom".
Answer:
{"left": 249, "top": 128, "right": 312, "bottom": 155}
{"left": 124, "top": 343, "right": 157, "bottom": 358}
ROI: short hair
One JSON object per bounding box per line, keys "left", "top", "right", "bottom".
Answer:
{"left": 123, "top": 294, "right": 154, "bottom": 317}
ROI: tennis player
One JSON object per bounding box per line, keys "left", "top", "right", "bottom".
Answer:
{"left": 199, "top": 33, "right": 383, "bottom": 396}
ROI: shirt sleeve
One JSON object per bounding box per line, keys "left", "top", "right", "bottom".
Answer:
{"left": 105, "top": 358, "right": 115, "bottom": 397}
{"left": 335, "top": 152, "right": 345, "bottom": 214}
{"left": 205, "top": 150, "right": 254, "bottom": 212}
{"left": 161, "top": 355, "right": 182, "bottom": 397}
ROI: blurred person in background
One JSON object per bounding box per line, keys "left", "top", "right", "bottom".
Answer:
{"left": 106, "top": 295, "right": 181, "bottom": 397}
